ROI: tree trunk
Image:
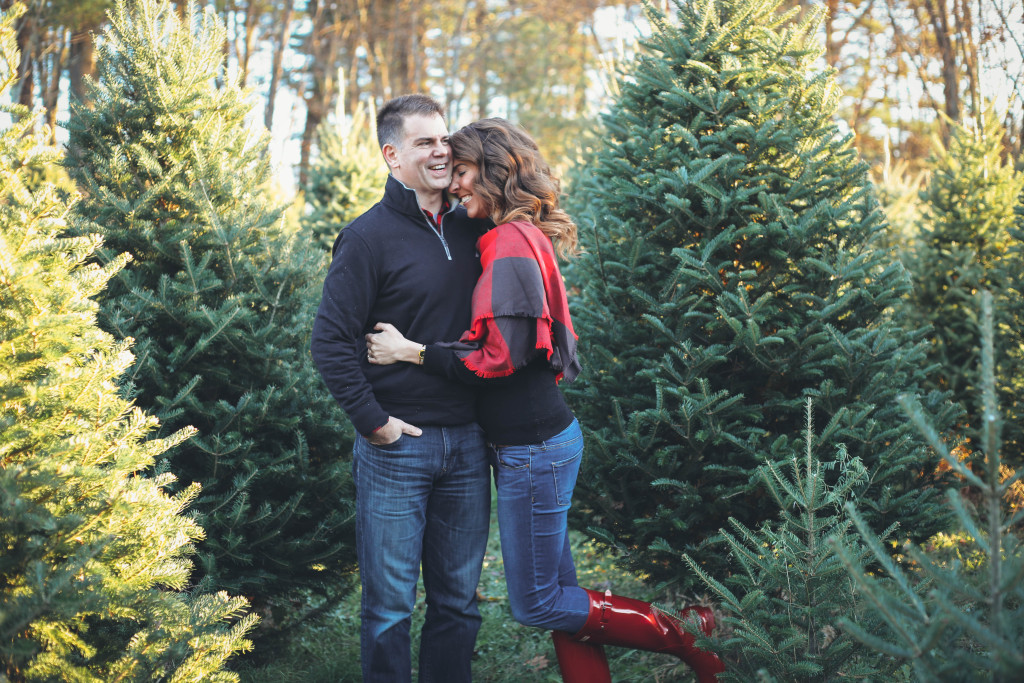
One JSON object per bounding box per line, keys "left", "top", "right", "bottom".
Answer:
{"left": 474, "top": 2, "right": 488, "bottom": 118}
{"left": 264, "top": 0, "right": 296, "bottom": 130}
{"left": 69, "top": 27, "right": 96, "bottom": 104}
{"left": 237, "top": 0, "right": 259, "bottom": 88}
{"left": 443, "top": 3, "right": 471, "bottom": 123}
{"left": 364, "top": 0, "right": 389, "bottom": 101}
{"left": 15, "top": 8, "right": 35, "bottom": 108}
{"left": 344, "top": 30, "right": 361, "bottom": 118}
{"left": 411, "top": 2, "right": 424, "bottom": 92}
{"left": 299, "top": 0, "right": 343, "bottom": 186}
{"left": 300, "top": 85, "right": 325, "bottom": 188}
{"left": 825, "top": 0, "right": 838, "bottom": 66}
{"left": 399, "top": 1, "right": 416, "bottom": 95}
{"left": 954, "top": 0, "right": 980, "bottom": 122}
{"left": 388, "top": 1, "right": 404, "bottom": 96}
{"left": 921, "top": 0, "right": 961, "bottom": 131}
{"left": 219, "top": 0, "right": 232, "bottom": 81}
{"left": 42, "top": 28, "right": 66, "bottom": 142}
{"left": 886, "top": 0, "right": 943, "bottom": 117}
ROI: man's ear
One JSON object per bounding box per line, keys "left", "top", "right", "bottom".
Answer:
{"left": 382, "top": 143, "right": 400, "bottom": 171}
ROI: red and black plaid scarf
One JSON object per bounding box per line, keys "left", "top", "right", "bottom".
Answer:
{"left": 449, "top": 221, "right": 580, "bottom": 383}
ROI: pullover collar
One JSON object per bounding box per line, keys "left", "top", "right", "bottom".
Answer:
{"left": 383, "top": 174, "right": 458, "bottom": 224}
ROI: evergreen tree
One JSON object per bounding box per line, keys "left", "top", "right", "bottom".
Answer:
{"left": 905, "top": 113, "right": 1024, "bottom": 467}
{"left": 0, "top": 6, "right": 255, "bottom": 679}
{"left": 836, "top": 292, "right": 1024, "bottom": 681}
{"left": 1007, "top": 186, "right": 1024, "bottom": 469}
{"left": 64, "top": 0, "right": 357, "bottom": 623}
{"left": 303, "top": 103, "right": 387, "bottom": 251}
{"left": 563, "top": 0, "right": 958, "bottom": 589}
{"left": 683, "top": 401, "right": 899, "bottom": 681}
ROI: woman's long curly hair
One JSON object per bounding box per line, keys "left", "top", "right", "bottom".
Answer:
{"left": 450, "top": 118, "right": 578, "bottom": 259}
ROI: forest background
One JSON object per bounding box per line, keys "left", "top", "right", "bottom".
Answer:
{"left": 6, "top": 0, "right": 1024, "bottom": 186}
{"left": 2, "top": 0, "right": 1024, "bottom": 681}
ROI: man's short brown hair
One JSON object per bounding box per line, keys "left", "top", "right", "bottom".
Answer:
{"left": 377, "top": 95, "right": 446, "bottom": 149}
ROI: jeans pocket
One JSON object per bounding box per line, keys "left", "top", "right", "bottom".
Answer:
{"left": 551, "top": 448, "right": 582, "bottom": 507}
{"left": 368, "top": 433, "right": 405, "bottom": 452}
{"left": 495, "top": 444, "right": 531, "bottom": 471}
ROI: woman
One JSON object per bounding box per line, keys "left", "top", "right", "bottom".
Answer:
{"left": 366, "top": 118, "right": 724, "bottom": 683}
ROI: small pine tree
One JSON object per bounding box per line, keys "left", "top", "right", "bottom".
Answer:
{"left": 682, "top": 400, "right": 900, "bottom": 681}
{"left": 303, "top": 103, "right": 387, "bottom": 251}
{"left": 0, "top": 6, "right": 255, "bottom": 679}
{"left": 835, "top": 291, "right": 1024, "bottom": 681}
{"left": 64, "top": 0, "right": 357, "bottom": 624}
{"left": 904, "top": 112, "right": 1024, "bottom": 466}
{"left": 563, "top": 0, "right": 958, "bottom": 589}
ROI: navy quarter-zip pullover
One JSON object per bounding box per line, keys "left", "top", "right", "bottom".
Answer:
{"left": 311, "top": 174, "right": 489, "bottom": 435}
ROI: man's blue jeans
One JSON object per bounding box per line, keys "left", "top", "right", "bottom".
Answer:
{"left": 491, "top": 418, "right": 591, "bottom": 634}
{"left": 353, "top": 422, "right": 490, "bottom": 683}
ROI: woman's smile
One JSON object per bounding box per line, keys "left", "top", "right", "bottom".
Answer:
{"left": 449, "top": 161, "right": 487, "bottom": 218}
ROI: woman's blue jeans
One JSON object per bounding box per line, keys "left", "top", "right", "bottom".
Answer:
{"left": 353, "top": 422, "right": 491, "bottom": 683}
{"left": 491, "top": 418, "right": 590, "bottom": 634}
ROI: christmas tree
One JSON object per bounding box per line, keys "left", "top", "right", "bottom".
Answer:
{"left": 905, "top": 112, "right": 1024, "bottom": 467}
{"left": 0, "top": 5, "right": 254, "bottom": 679}
{"left": 563, "top": 0, "right": 958, "bottom": 588}
{"left": 683, "top": 401, "right": 899, "bottom": 681}
{"left": 303, "top": 102, "right": 387, "bottom": 251}
{"left": 836, "top": 292, "right": 1024, "bottom": 680}
{"left": 64, "top": 0, "right": 357, "bottom": 623}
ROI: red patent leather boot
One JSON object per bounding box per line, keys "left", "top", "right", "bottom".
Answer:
{"left": 551, "top": 629, "right": 612, "bottom": 683}
{"left": 571, "top": 589, "right": 725, "bottom": 683}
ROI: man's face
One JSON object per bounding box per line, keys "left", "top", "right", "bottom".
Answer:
{"left": 383, "top": 113, "right": 452, "bottom": 196}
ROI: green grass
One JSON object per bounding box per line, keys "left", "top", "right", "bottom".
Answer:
{"left": 237, "top": 487, "right": 709, "bottom": 682}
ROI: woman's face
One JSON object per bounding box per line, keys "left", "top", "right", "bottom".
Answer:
{"left": 449, "top": 160, "right": 489, "bottom": 219}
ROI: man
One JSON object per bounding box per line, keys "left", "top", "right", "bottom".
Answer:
{"left": 311, "top": 94, "right": 490, "bottom": 682}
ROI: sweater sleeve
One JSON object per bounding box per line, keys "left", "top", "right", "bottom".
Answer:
{"left": 423, "top": 315, "right": 541, "bottom": 385}
{"left": 310, "top": 230, "right": 390, "bottom": 436}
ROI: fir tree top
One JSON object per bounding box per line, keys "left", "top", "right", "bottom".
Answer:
{"left": 66, "top": 0, "right": 280, "bottom": 282}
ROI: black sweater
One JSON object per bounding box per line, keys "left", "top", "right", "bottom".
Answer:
{"left": 422, "top": 346, "right": 574, "bottom": 446}
{"left": 311, "top": 175, "right": 489, "bottom": 436}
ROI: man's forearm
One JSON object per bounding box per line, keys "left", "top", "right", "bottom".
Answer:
{"left": 310, "top": 313, "right": 388, "bottom": 435}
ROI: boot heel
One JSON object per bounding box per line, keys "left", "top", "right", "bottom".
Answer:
{"left": 551, "top": 630, "right": 611, "bottom": 683}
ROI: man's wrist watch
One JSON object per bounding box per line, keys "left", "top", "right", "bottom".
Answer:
{"left": 418, "top": 345, "right": 426, "bottom": 365}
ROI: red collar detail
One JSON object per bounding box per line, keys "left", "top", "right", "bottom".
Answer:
{"left": 422, "top": 200, "right": 451, "bottom": 228}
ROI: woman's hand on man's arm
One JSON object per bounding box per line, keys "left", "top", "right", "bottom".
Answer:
{"left": 365, "top": 322, "right": 425, "bottom": 365}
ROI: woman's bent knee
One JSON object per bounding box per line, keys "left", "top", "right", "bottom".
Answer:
{"left": 509, "top": 596, "right": 558, "bottom": 629}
